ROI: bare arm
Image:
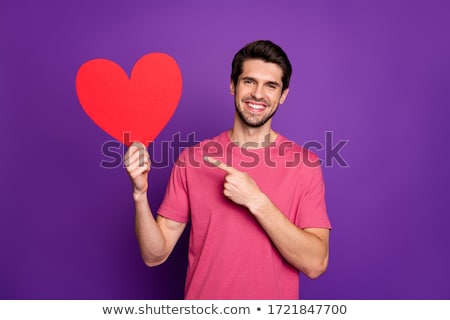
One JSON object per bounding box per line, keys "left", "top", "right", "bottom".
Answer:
{"left": 204, "top": 156, "right": 329, "bottom": 278}
{"left": 125, "top": 143, "right": 186, "bottom": 267}
{"left": 249, "top": 196, "right": 329, "bottom": 279}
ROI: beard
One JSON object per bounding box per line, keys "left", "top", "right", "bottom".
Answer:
{"left": 234, "top": 97, "right": 279, "bottom": 128}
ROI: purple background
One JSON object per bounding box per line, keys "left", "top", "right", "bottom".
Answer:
{"left": 1, "top": 0, "right": 449, "bottom": 299}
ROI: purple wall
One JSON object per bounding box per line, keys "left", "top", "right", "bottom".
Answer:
{"left": 1, "top": 0, "right": 449, "bottom": 299}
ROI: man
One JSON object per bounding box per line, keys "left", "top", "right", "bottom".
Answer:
{"left": 125, "top": 40, "right": 331, "bottom": 299}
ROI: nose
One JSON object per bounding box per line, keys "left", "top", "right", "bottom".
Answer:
{"left": 251, "top": 83, "right": 264, "bottom": 100}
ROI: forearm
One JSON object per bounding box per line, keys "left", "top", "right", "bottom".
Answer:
{"left": 204, "top": 156, "right": 329, "bottom": 277}
{"left": 133, "top": 192, "right": 167, "bottom": 266}
{"left": 249, "top": 195, "right": 329, "bottom": 278}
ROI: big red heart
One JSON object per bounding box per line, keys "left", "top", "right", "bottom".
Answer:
{"left": 76, "top": 53, "right": 182, "bottom": 147}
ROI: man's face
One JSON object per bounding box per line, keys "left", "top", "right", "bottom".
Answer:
{"left": 231, "top": 59, "right": 289, "bottom": 128}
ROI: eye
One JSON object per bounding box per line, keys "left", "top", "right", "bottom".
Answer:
{"left": 266, "top": 83, "right": 279, "bottom": 90}
{"left": 243, "top": 78, "right": 255, "bottom": 85}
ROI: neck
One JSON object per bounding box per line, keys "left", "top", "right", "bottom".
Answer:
{"left": 229, "top": 114, "right": 277, "bottom": 148}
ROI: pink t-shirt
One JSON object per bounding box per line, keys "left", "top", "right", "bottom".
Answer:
{"left": 158, "top": 131, "right": 331, "bottom": 299}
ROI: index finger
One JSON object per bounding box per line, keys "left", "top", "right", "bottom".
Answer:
{"left": 126, "top": 141, "right": 147, "bottom": 155}
{"left": 203, "top": 156, "right": 236, "bottom": 173}
{"left": 125, "top": 142, "right": 149, "bottom": 164}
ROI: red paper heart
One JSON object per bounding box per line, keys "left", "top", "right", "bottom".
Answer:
{"left": 76, "top": 53, "right": 182, "bottom": 146}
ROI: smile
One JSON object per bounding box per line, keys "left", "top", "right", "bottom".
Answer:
{"left": 246, "top": 102, "right": 267, "bottom": 113}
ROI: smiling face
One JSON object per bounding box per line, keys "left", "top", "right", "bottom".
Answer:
{"left": 231, "top": 59, "right": 289, "bottom": 128}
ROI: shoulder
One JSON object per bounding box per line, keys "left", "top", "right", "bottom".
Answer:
{"left": 175, "top": 131, "right": 228, "bottom": 167}
{"left": 181, "top": 131, "right": 226, "bottom": 155}
{"left": 275, "top": 133, "right": 322, "bottom": 168}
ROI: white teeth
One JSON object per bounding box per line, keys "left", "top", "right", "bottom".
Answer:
{"left": 248, "top": 103, "right": 264, "bottom": 109}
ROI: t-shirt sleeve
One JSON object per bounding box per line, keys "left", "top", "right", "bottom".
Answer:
{"left": 297, "top": 154, "right": 332, "bottom": 229}
{"left": 157, "top": 151, "right": 190, "bottom": 223}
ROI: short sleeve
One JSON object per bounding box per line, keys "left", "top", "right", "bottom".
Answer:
{"left": 297, "top": 156, "right": 332, "bottom": 229}
{"left": 157, "top": 150, "right": 190, "bottom": 223}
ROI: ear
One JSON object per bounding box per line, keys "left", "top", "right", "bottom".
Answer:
{"left": 229, "top": 80, "right": 235, "bottom": 95}
{"left": 279, "top": 88, "right": 289, "bottom": 104}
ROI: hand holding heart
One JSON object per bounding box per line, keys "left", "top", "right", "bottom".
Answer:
{"left": 124, "top": 142, "right": 151, "bottom": 197}
{"left": 204, "top": 156, "right": 269, "bottom": 213}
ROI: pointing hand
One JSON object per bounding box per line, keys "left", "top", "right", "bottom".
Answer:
{"left": 204, "top": 156, "right": 268, "bottom": 212}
